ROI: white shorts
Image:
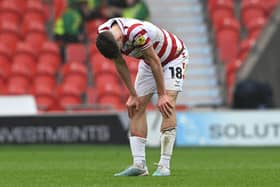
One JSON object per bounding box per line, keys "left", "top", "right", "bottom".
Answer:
{"left": 135, "top": 49, "right": 190, "bottom": 97}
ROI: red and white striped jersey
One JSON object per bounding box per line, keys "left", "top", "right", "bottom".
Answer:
{"left": 97, "top": 17, "right": 186, "bottom": 65}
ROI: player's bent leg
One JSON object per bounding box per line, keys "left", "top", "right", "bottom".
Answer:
{"left": 153, "top": 90, "right": 178, "bottom": 176}
{"left": 115, "top": 94, "right": 153, "bottom": 177}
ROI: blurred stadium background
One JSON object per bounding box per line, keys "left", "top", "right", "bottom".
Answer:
{"left": 0, "top": 0, "right": 280, "bottom": 186}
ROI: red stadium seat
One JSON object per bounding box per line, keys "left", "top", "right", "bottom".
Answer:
{"left": 96, "top": 82, "right": 123, "bottom": 103}
{"left": 53, "top": 0, "right": 67, "bottom": 20}
{"left": 1, "top": 0, "right": 27, "bottom": 11}
{"left": 34, "top": 75, "right": 56, "bottom": 88}
{"left": 33, "top": 81, "right": 56, "bottom": 111}
{"left": 7, "top": 76, "right": 30, "bottom": 94}
{"left": 0, "top": 0, "right": 22, "bottom": 25}
{"left": 62, "top": 62, "right": 88, "bottom": 92}
{"left": 0, "top": 21, "right": 21, "bottom": 52}
{"left": 208, "top": 0, "right": 234, "bottom": 12}
{"left": 38, "top": 41, "right": 61, "bottom": 71}
{"left": 241, "top": 0, "right": 265, "bottom": 29}
{"left": 65, "top": 44, "right": 87, "bottom": 63}
{"left": 57, "top": 83, "right": 82, "bottom": 109}
{"left": 97, "top": 81, "right": 124, "bottom": 110}
{"left": 0, "top": 59, "right": 10, "bottom": 83}
{"left": 125, "top": 56, "right": 139, "bottom": 75}
{"left": 215, "top": 17, "right": 240, "bottom": 63}
{"left": 86, "top": 86, "right": 97, "bottom": 104}
{"left": 41, "top": 41, "right": 60, "bottom": 56}
{"left": 262, "top": 0, "right": 279, "bottom": 17}
{"left": 89, "top": 43, "right": 99, "bottom": 59}
{"left": 13, "top": 42, "right": 37, "bottom": 72}
{"left": 98, "top": 95, "right": 124, "bottom": 110}
{"left": 25, "top": 0, "right": 46, "bottom": 23}
{"left": 24, "top": 21, "right": 47, "bottom": 49}
{"left": 10, "top": 60, "right": 35, "bottom": 84}
{"left": 247, "top": 17, "right": 266, "bottom": 39}
{"left": 209, "top": 0, "right": 235, "bottom": 27}
{"left": 95, "top": 73, "right": 120, "bottom": 86}
{"left": 0, "top": 43, "right": 11, "bottom": 83}
{"left": 86, "top": 19, "right": 106, "bottom": 41}
{"left": 226, "top": 59, "right": 244, "bottom": 104}
{"left": 238, "top": 37, "right": 256, "bottom": 61}
{"left": 91, "top": 54, "right": 116, "bottom": 74}
{"left": 0, "top": 43, "right": 12, "bottom": 72}
{"left": 37, "top": 57, "right": 60, "bottom": 76}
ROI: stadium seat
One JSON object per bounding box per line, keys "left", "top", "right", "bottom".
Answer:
{"left": 41, "top": 41, "right": 60, "bottom": 56}
{"left": 238, "top": 37, "right": 256, "bottom": 61}
{"left": 0, "top": 43, "right": 12, "bottom": 69}
{"left": 25, "top": 0, "right": 46, "bottom": 23}
{"left": 0, "top": 43, "right": 11, "bottom": 84}
{"left": 0, "top": 59, "right": 10, "bottom": 84}
{"left": 53, "top": 0, "right": 67, "bottom": 20}
{"left": 125, "top": 56, "right": 139, "bottom": 75}
{"left": 37, "top": 57, "right": 60, "bottom": 76}
{"left": 95, "top": 73, "right": 120, "bottom": 86}
{"left": 262, "top": 0, "right": 279, "bottom": 17}
{"left": 96, "top": 82, "right": 123, "bottom": 104}
{"left": 241, "top": 0, "right": 265, "bottom": 29}
{"left": 226, "top": 59, "right": 244, "bottom": 104}
{"left": 7, "top": 76, "right": 30, "bottom": 94}
{"left": 89, "top": 43, "right": 99, "bottom": 59}
{"left": 215, "top": 17, "right": 240, "bottom": 63}
{"left": 57, "top": 83, "right": 82, "bottom": 109}
{"left": 10, "top": 60, "right": 35, "bottom": 85}
{"left": 13, "top": 42, "right": 37, "bottom": 71}
{"left": 86, "top": 86, "right": 97, "bottom": 104}
{"left": 91, "top": 54, "right": 116, "bottom": 76}
{"left": 96, "top": 82, "right": 124, "bottom": 110}
{"left": 0, "top": 0, "right": 22, "bottom": 25}
{"left": 92, "top": 62, "right": 118, "bottom": 84}
{"left": 62, "top": 62, "right": 88, "bottom": 93}
{"left": 33, "top": 81, "right": 56, "bottom": 111}
{"left": 34, "top": 74, "right": 56, "bottom": 88}
{"left": 247, "top": 17, "right": 266, "bottom": 39}
{"left": 65, "top": 44, "right": 87, "bottom": 63}
{"left": 24, "top": 21, "right": 47, "bottom": 49}
{"left": 36, "top": 59, "right": 58, "bottom": 78}
{"left": 98, "top": 95, "right": 124, "bottom": 110}
{"left": 38, "top": 41, "right": 61, "bottom": 70}
{"left": 0, "top": 21, "right": 21, "bottom": 52}
{"left": 208, "top": 0, "right": 235, "bottom": 27}
{"left": 86, "top": 19, "right": 106, "bottom": 41}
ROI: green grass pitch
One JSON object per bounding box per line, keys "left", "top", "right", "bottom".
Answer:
{"left": 0, "top": 145, "right": 279, "bottom": 187}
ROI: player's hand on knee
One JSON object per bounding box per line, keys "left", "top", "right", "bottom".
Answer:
{"left": 126, "top": 95, "right": 140, "bottom": 118}
{"left": 157, "top": 94, "right": 173, "bottom": 118}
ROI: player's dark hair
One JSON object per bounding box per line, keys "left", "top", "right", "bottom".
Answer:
{"left": 95, "top": 31, "right": 121, "bottom": 59}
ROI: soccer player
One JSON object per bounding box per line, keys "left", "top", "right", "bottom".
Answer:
{"left": 96, "top": 17, "right": 190, "bottom": 176}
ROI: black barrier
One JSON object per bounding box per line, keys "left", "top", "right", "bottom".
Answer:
{"left": 0, "top": 113, "right": 128, "bottom": 144}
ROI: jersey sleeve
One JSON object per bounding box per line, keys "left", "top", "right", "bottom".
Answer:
{"left": 129, "top": 25, "right": 152, "bottom": 50}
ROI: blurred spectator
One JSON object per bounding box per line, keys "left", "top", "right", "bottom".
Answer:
{"left": 54, "top": 0, "right": 86, "bottom": 43}
{"left": 233, "top": 79, "right": 274, "bottom": 109}
{"left": 80, "top": 0, "right": 123, "bottom": 20}
{"left": 122, "top": 0, "right": 150, "bottom": 21}
{"left": 54, "top": 0, "right": 87, "bottom": 60}
{"left": 79, "top": 0, "right": 150, "bottom": 21}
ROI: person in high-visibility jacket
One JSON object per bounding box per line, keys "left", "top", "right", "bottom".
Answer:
{"left": 122, "top": 0, "right": 150, "bottom": 21}
{"left": 54, "top": 0, "right": 86, "bottom": 43}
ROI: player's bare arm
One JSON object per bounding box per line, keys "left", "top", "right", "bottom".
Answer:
{"left": 142, "top": 46, "right": 173, "bottom": 118}
{"left": 113, "top": 55, "right": 140, "bottom": 118}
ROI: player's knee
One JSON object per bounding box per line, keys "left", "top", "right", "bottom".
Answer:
{"left": 161, "top": 118, "right": 176, "bottom": 132}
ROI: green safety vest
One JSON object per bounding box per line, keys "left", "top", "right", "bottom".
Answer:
{"left": 123, "top": 2, "right": 150, "bottom": 21}
{"left": 54, "top": 9, "right": 82, "bottom": 36}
